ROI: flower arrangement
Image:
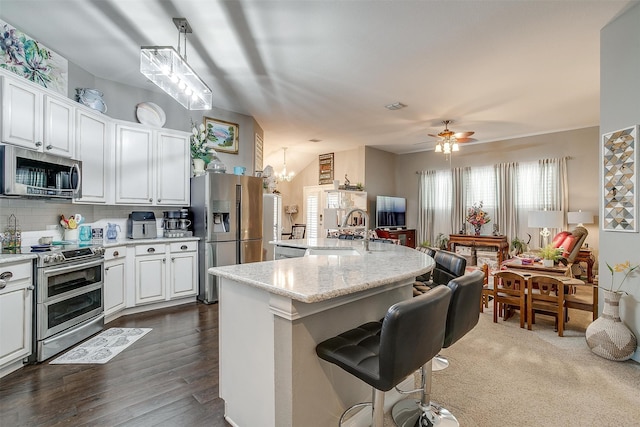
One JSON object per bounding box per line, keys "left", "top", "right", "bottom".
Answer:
{"left": 190, "top": 121, "right": 211, "bottom": 162}
{"left": 466, "top": 201, "right": 490, "bottom": 235}
{"left": 605, "top": 261, "right": 639, "bottom": 293}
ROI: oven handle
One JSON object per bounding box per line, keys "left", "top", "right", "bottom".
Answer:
{"left": 40, "top": 282, "right": 103, "bottom": 305}
{"left": 42, "top": 258, "right": 104, "bottom": 277}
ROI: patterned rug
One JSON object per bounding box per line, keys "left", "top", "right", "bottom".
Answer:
{"left": 49, "top": 328, "right": 152, "bottom": 364}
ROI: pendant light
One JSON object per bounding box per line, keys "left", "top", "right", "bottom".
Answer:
{"left": 140, "top": 18, "right": 212, "bottom": 110}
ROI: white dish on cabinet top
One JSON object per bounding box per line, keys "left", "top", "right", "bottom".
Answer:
{"left": 135, "top": 102, "right": 166, "bottom": 128}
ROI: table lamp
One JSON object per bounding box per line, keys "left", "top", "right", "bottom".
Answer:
{"left": 567, "top": 210, "right": 594, "bottom": 227}
{"left": 528, "top": 210, "right": 563, "bottom": 247}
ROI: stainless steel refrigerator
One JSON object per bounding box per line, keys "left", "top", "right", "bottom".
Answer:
{"left": 191, "top": 173, "right": 263, "bottom": 303}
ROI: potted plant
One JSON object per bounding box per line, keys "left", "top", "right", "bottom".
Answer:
{"left": 435, "top": 233, "right": 449, "bottom": 250}
{"left": 510, "top": 236, "right": 527, "bottom": 256}
{"left": 538, "top": 244, "right": 562, "bottom": 267}
{"left": 585, "top": 261, "right": 639, "bottom": 361}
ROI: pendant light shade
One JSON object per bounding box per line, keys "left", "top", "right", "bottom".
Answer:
{"left": 140, "top": 18, "right": 212, "bottom": 110}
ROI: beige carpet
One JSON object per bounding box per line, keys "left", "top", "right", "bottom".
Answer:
{"left": 384, "top": 303, "right": 640, "bottom": 426}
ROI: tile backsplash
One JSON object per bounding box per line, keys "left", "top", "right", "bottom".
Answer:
{"left": 0, "top": 199, "right": 178, "bottom": 232}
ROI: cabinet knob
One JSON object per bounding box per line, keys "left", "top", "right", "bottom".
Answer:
{"left": 149, "top": 198, "right": 153, "bottom": 202}
{"left": 35, "top": 141, "right": 43, "bottom": 147}
{"left": 27, "top": 285, "right": 34, "bottom": 291}
{"left": 147, "top": 247, "right": 155, "bottom": 253}
{"left": 181, "top": 245, "right": 188, "bottom": 250}
{"left": 113, "top": 251, "right": 119, "bottom": 257}
{"left": 105, "top": 267, "right": 110, "bottom": 272}
{"left": 0, "top": 272, "right": 13, "bottom": 281}
{"left": 162, "top": 258, "right": 166, "bottom": 264}
{"left": 171, "top": 257, "right": 175, "bottom": 262}
{"left": 158, "top": 199, "right": 161, "bottom": 202}
{"left": 46, "top": 144, "right": 53, "bottom": 150}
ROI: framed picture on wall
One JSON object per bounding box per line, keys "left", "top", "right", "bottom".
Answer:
{"left": 204, "top": 117, "right": 239, "bottom": 154}
{"left": 319, "top": 153, "right": 334, "bottom": 184}
{"left": 602, "top": 125, "right": 638, "bottom": 232}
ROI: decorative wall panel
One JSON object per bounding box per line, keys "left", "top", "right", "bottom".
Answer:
{"left": 603, "top": 126, "right": 637, "bottom": 232}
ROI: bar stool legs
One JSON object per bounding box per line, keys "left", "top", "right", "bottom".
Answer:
{"left": 391, "top": 360, "right": 459, "bottom": 427}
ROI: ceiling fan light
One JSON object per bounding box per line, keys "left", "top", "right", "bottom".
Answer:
{"left": 435, "top": 143, "right": 442, "bottom": 153}
{"left": 452, "top": 142, "right": 459, "bottom": 152}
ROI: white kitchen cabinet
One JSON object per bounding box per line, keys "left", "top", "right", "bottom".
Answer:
{"left": 104, "top": 246, "right": 126, "bottom": 317}
{"left": 134, "top": 244, "right": 167, "bottom": 305}
{"left": 115, "top": 124, "right": 154, "bottom": 205}
{"left": 156, "top": 130, "right": 190, "bottom": 206}
{"left": 75, "top": 108, "right": 111, "bottom": 203}
{"left": 115, "top": 124, "right": 190, "bottom": 206}
{"left": 168, "top": 241, "right": 198, "bottom": 299}
{"left": 0, "top": 260, "right": 33, "bottom": 378}
{"left": 43, "top": 95, "right": 75, "bottom": 157}
{"left": 0, "top": 75, "right": 74, "bottom": 157}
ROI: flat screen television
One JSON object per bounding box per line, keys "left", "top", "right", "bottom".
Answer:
{"left": 376, "top": 196, "right": 406, "bottom": 229}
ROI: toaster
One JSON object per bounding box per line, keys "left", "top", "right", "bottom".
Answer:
{"left": 127, "top": 211, "right": 157, "bottom": 239}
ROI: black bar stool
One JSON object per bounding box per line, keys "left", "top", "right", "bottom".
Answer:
{"left": 316, "top": 286, "right": 452, "bottom": 426}
{"left": 392, "top": 270, "right": 484, "bottom": 427}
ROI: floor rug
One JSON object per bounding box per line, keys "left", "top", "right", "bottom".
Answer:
{"left": 49, "top": 327, "right": 152, "bottom": 364}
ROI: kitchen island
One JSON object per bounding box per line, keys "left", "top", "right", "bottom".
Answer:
{"left": 209, "top": 238, "right": 435, "bottom": 427}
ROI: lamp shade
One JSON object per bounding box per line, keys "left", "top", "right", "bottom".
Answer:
{"left": 528, "top": 210, "right": 563, "bottom": 228}
{"left": 567, "top": 211, "right": 594, "bottom": 225}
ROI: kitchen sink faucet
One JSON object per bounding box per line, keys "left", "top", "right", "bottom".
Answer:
{"left": 341, "top": 208, "right": 370, "bottom": 252}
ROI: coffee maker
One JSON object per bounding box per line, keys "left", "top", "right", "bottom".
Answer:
{"left": 162, "top": 209, "right": 193, "bottom": 237}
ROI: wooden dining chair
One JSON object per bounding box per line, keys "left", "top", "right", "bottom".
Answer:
{"left": 526, "top": 275, "right": 565, "bottom": 336}
{"left": 492, "top": 271, "right": 527, "bottom": 328}
{"left": 479, "top": 264, "right": 491, "bottom": 312}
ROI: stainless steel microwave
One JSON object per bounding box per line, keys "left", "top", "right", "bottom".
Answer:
{"left": 0, "top": 145, "right": 81, "bottom": 199}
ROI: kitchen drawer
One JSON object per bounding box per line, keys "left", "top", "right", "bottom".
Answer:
{"left": 104, "top": 246, "right": 126, "bottom": 261}
{"left": 0, "top": 261, "right": 32, "bottom": 285}
{"left": 169, "top": 241, "right": 197, "bottom": 253}
{"left": 135, "top": 244, "right": 166, "bottom": 256}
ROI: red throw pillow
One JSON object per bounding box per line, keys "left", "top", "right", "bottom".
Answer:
{"left": 557, "top": 234, "right": 578, "bottom": 257}
{"left": 551, "top": 231, "right": 571, "bottom": 248}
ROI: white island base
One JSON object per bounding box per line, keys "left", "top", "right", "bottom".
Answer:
{"left": 219, "top": 276, "right": 415, "bottom": 427}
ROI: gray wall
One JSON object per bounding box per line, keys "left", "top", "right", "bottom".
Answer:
{"left": 600, "top": 2, "right": 640, "bottom": 360}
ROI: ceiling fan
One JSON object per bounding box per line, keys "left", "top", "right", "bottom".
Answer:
{"left": 429, "top": 120, "right": 475, "bottom": 143}
{"left": 427, "top": 120, "right": 476, "bottom": 154}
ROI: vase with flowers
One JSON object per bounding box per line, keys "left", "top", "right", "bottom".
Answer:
{"left": 585, "top": 260, "right": 638, "bottom": 361}
{"left": 190, "top": 122, "right": 209, "bottom": 175}
{"left": 466, "top": 201, "right": 491, "bottom": 236}
{"left": 191, "top": 121, "right": 226, "bottom": 174}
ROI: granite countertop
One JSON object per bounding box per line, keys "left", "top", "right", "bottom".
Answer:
{"left": 101, "top": 236, "right": 200, "bottom": 247}
{"left": 209, "top": 238, "right": 434, "bottom": 303}
{"left": 0, "top": 252, "right": 38, "bottom": 265}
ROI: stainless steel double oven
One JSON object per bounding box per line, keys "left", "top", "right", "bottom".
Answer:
{"left": 31, "top": 245, "right": 105, "bottom": 362}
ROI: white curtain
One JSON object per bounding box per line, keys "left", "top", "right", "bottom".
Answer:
{"left": 417, "top": 157, "right": 568, "bottom": 251}
{"left": 465, "top": 166, "right": 496, "bottom": 235}
{"left": 495, "top": 162, "right": 518, "bottom": 242}
{"left": 418, "top": 170, "right": 452, "bottom": 246}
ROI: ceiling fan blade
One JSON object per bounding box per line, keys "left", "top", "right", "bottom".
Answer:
{"left": 455, "top": 137, "right": 476, "bottom": 143}
{"left": 454, "top": 131, "right": 475, "bottom": 138}
{"left": 427, "top": 133, "right": 441, "bottom": 139}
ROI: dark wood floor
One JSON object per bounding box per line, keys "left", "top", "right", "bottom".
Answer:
{"left": 0, "top": 302, "right": 230, "bottom": 427}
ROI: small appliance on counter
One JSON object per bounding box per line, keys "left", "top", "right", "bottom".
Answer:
{"left": 162, "top": 209, "right": 193, "bottom": 238}
{"left": 127, "top": 211, "right": 157, "bottom": 239}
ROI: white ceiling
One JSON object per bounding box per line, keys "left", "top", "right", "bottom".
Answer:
{"left": 0, "top": 0, "right": 632, "bottom": 174}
